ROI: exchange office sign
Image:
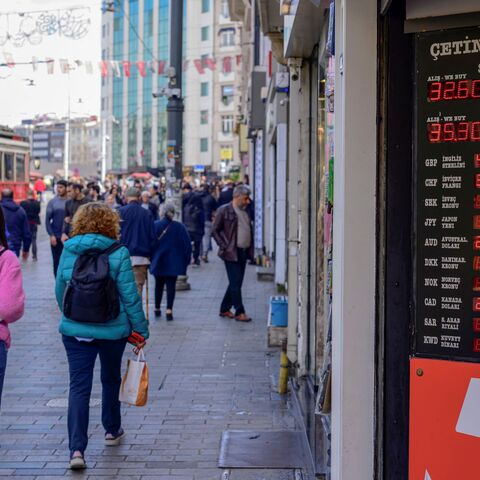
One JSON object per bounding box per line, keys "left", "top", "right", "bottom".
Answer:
{"left": 415, "top": 27, "right": 480, "bottom": 361}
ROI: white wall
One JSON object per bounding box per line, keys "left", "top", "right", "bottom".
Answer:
{"left": 331, "top": 0, "right": 377, "bottom": 478}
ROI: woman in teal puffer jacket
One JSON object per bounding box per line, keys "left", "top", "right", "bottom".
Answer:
{"left": 55, "top": 202, "right": 149, "bottom": 470}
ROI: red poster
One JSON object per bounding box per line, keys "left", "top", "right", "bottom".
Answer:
{"left": 410, "top": 358, "right": 480, "bottom": 479}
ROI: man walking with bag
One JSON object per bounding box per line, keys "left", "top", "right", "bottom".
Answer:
{"left": 119, "top": 188, "right": 156, "bottom": 297}
{"left": 212, "top": 185, "right": 254, "bottom": 322}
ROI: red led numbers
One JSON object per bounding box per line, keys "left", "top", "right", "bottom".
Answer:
{"left": 428, "top": 122, "right": 480, "bottom": 143}
{"left": 474, "top": 278, "right": 480, "bottom": 291}
{"left": 427, "top": 79, "right": 480, "bottom": 101}
{"left": 474, "top": 339, "right": 480, "bottom": 352}
{"left": 473, "top": 298, "right": 480, "bottom": 311}
{"left": 474, "top": 319, "right": 480, "bottom": 332}
{"left": 475, "top": 154, "right": 480, "bottom": 168}
{"left": 475, "top": 174, "right": 480, "bottom": 189}
{"left": 474, "top": 236, "right": 480, "bottom": 250}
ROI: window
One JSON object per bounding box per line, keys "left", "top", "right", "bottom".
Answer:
{"left": 4, "top": 153, "right": 13, "bottom": 180}
{"left": 200, "top": 138, "right": 209, "bottom": 152}
{"left": 200, "top": 110, "right": 209, "bottom": 124}
{"left": 16, "top": 154, "right": 25, "bottom": 181}
{"left": 201, "top": 82, "right": 209, "bottom": 96}
{"left": 201, "top": 26, "right": 209, "bottom": 42}
{"left": 221, "top": 85, "right": 234, "bottom": 105}
{"left": 201, "top": 0, "right": 210, "bottom": 13}
{"left": 220, "top": 29, "right": 235, "bottom": 47}
{"left": 221, "top": 115, "right": 234, "bottom": 134}
{"left": 201, "top": 54, "right": 209, "bottom": 69}
{"left": 221, "top": 0, "right": 229, "bottom": 18}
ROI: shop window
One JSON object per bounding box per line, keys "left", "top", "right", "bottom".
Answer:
{"left": 201, "top": 26, "right": 209, "bottom": 42}
{"left": 220, "top": 30, "right": 235, "bottom": 47}
{"left": 221, "top": 115, "right": 233, "bottom": 134}
{"left": 201, "top": 0, "right": 210, "bottom": 13}
{"left": 221, "top": 85, "right": 234, "bottom": 105}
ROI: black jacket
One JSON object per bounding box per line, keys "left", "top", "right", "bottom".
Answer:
{"left": 182, "top": 191, "right": 205, "bottom": 239}
{"left": 199, "top": 191, "right": 217, "bottom": 222}
{"left": 20, "top": 199, "right": 41, "bottom": 225}
{"left": 217, "top": 188, "right": 233, "bottom": 208}
{"left": 63, "top": 196, "right": 89, "bottom": 236}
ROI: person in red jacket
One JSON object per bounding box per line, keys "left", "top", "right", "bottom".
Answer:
{"left": 33, "top": 178, "right": 47, "bottom": 202}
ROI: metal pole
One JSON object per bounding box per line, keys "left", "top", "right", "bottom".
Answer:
{"left": 64, "top": 74, "right": 70, "bottom": 179}
{"left": 101, "top": 118, "right": 107, "bottom": 182}
{"left": 167, "top": 0, "right": 184, "bottom": 182}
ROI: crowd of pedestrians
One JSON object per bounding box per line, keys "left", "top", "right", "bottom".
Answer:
{"left": 0, "top": 175, "right": 255, "bottom": 470}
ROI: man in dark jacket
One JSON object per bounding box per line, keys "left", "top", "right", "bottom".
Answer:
{"left": 182, "top": 184, "right": 205, "bottom": 267}
{"left": 212, "top": 185, "right": 253, "bottom": 322}
{"left": 217, "top": 181, "right": 234, "bottom": 208}
{"left": 199, "top": 184, "right": 217, "bottom": 263}
{"left": 61, "top": 183, "right": 88, "bottom": 242}
{"left": 119, "top": 188, "right": 156, "bottom": 297}
{"left": 0, "top": 188, "right": 31, "bottom": 258}
{"left": 45, "top": 179, "right": 68, "bottom": 276}
{"left": 20, "top": 190, "right": 41, "bottom": 261}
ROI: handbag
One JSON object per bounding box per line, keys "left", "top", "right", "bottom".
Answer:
{"left": 119, "top": 348, "right": 149, "bottom": 406}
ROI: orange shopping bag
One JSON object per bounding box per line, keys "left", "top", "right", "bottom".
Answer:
{"left": 119, "top": 348, "right": 148, "bottom": 406}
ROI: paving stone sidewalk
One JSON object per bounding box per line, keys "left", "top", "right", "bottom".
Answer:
{"left": 0, "top": 227, "right": 307, "bottom": 479}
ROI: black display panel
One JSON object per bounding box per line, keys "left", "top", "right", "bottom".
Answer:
{"left": 415, "top": 27, "right": 480, "bottom": 361}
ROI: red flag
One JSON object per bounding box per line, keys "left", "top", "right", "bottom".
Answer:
{"left": 205, "top": 57, "right": 216, "bottom": 70}
{"left": 122, "top": 60, "right": 131, "bottom": 77}
{"left": 158, "top": 60, "right": 166, "bottom": 74}
{"left": 222, "top": 56, "right": 232, "bottom": 73}
{"left": 194, "top": 59, "right": 204, "bottom": 74}
{"left": 236, "top": 54, "right": 242, "bottom": 66}
{"left": 136, "top": 60, "right": 146, "bottom": 77}
{"left": 99, "top": 60, "right": 108, "bottom": 77}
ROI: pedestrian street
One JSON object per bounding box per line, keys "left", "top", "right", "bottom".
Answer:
{"left": 0, "top": 229, "right": 308, "bottom": 479}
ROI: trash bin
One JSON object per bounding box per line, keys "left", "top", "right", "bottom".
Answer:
{"left": 271, "top": 296, "right": 288, "bottom": 327}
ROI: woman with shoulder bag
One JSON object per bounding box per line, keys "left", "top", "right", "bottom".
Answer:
{"left": 150, "top": 203, "right": 192, "bottom": 320}
{"left": 55, "top": 202, "right": 149, "bottom": 470}
{"left": 0, "top": 206, "right": 25, "bottom": 408}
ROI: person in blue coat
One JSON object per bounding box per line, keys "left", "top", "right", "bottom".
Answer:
{"left": 150, "top": 203, "right": 192, "bottom": 321}
{"left": 55, "top": 202, "right": 148, "bottom": 470}
{"left": 0, "top": 189, "right": 31, "bottom": 258}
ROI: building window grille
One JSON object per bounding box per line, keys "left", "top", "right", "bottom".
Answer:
{"left": 221, "top": 115, "right": 234, "bottom": 133}
{"left": 220, "top": 30, "right": 235, "bottom": 47}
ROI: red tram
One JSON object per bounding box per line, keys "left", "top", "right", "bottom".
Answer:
{"left": 0, "top": 127, "right": 30, "bottom": 202}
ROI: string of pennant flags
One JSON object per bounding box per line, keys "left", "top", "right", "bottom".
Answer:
{"left": 0, "top": 53, "right": 243, "bottom": 77}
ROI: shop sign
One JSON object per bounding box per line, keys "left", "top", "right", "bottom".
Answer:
{"left": 414, "top": 28, "right": 480, "bottom": 361}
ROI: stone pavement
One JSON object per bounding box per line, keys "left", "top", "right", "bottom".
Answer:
{"left": 0, "top": 224, "right": 310, "bottom": 479}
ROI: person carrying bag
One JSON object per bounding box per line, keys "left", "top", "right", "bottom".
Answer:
{"left": 119, "top": 347, "right": 149, "bottom": 406}
{"left": 55, "top": 203, "right": 149, "bottom": 471}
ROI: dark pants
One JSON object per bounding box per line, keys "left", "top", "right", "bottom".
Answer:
{"left": 155, "top": 275, "right": 177, "bottom": 310}
{"left": 29, "top": 223, "right": 38, "bottom": 258}
{"left": 0, "top": 341, "right": 7, "bottom": 410}
{"left": 192, "top": 240, "right": 201, "bottom": 263}
{"left": 62, "top": 335, "right": 127, "bottom": 455}
{"left": 51, "top": 239, "right": 63, "bottom": 277}
{"left": 220, "top": 248, "right": 248, "bottom": 315}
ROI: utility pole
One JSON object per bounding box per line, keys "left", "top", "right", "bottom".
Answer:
{"left": 166, "top": 0, "right": 184, "bottom": 183}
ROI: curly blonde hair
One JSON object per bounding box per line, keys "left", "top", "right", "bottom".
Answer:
{"left": 71, "top": 202, "right": 120, "bottom": 239}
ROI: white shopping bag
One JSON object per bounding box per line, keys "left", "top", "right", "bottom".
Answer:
{"left": 119, "top": 349, "right": 148, "bottom": 406}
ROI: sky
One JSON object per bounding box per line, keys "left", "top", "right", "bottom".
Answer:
{"left": 0, "top": 0, "right": 101, "bottom": 127}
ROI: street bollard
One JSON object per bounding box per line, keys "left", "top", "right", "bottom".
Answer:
{"left": 278, "top": 339, "right": 289, "bottom": 394}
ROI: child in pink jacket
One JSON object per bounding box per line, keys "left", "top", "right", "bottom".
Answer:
{"left": 0, "top": 206, "right": 25, "bottom": 407}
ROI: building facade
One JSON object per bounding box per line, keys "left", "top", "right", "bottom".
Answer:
{"left": 101, "top": 0, "right": 170, "bottom": 173}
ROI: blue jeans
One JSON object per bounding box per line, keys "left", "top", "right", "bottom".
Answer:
{"left": 220, "top": 248, "right": 248, "bottom": 315}
{"left": 62, "top": 335, "right": 127, "bottom": 454}
{"left": 0, "top": 341, "right": 7, "bottom": 409}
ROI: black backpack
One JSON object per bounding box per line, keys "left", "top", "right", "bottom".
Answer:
{"left": 63, "top": 243, "right": 122, "bottom": 323}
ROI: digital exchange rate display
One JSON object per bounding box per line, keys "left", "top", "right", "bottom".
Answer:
{"left": 415, "top": 28, "right": 480, "bottom": 361}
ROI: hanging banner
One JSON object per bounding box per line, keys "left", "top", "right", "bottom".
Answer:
{"left": 194, "top": 59, "right": 204, "bottom": 74}
{"left": 136, "top": 60, "right": 146, "bottom": 77}
{"left": 205, "top": 57, "right": 216, "bottom": 70}
{"left": 110, "top": 60, "right": 121, "bottom": 77}
{"left": 122, "top": 60, "right": 131, "bottom": 77}
{"left": 46, "top": 57, "right": 54, "bottom": 74}
{"left": 223, "top": 56, "right": 232, "bottom": 73}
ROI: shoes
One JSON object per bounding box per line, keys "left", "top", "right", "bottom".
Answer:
{"left": 202, "top": 255, "right": 209, "bottom": 263}
{"left": 191, "top": 260, "right": 200, "bottom": 268}
{"left": 166, "top": 310, "right": 173, "bottom": 321}
{"left": 235, "top": 313, "right": 252, "bottom": 322}
{"left": 154, "top": 309, "right": 161, "bottom": 318}
{"left": 32, "top": 256, "right": 38, "bottom": 262}
{"left": 219, "top": 311, "right": 235, "bottom": 319}
{"left": 105, "top": 428, "right": 125, "bottom": 446}
{"left": 69, "top": 452, "right": 86, "bottom": 470}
